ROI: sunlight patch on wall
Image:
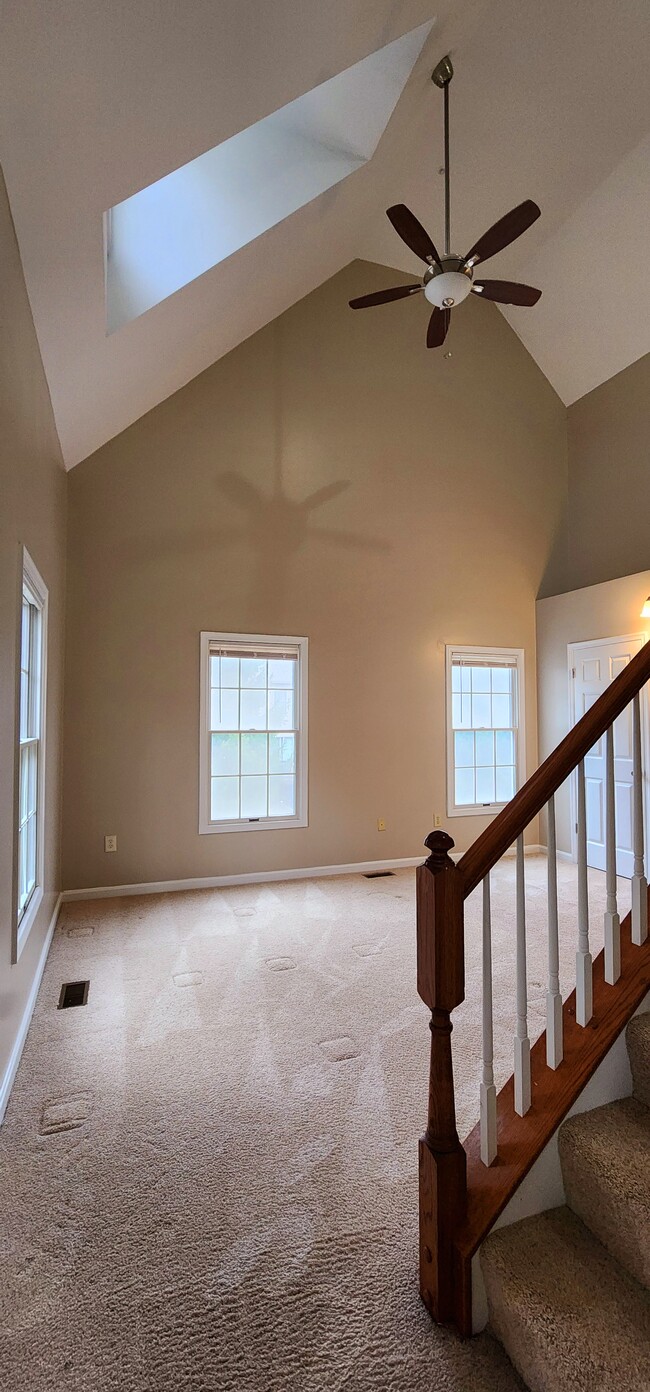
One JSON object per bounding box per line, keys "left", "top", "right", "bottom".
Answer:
{"left": 104, "top": 20, "right": 433, "bottom": 332}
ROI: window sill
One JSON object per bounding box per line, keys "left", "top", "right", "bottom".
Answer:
{"left": 16, "top": 884, "right": 43, "bottom": 960}
{"left": 199, "top": 815, "right": 308, "bottom": 835}
{"left": 447, "top": 803, "right": 510, "bottom": 819}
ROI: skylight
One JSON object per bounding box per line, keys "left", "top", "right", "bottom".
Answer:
{"left": 104, "top": 21, "right": 433, "bottom": 332}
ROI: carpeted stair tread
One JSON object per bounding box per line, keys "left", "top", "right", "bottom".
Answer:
{"left": 481, "top": 1206, "right": 650, "bottom": 1392}
{"left": 627, "top": 1012, "right": 650, "bottom": 1107}
{"left": 558, "top": 1096, "right": 650, "bottom": 1289}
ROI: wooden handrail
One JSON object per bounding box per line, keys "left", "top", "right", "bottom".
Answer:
{"left": 458, "top": 636, "right": 650, "bottom": 897}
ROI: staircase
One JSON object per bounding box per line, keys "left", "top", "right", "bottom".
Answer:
{"left": 416, "top": 637, "right": 650, "bottom": 1337}
{"left": 481, "top": 1012, "right": 650, "bottom": 1391}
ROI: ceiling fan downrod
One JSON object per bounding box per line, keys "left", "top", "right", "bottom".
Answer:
{"left": 432, "top": 54, "right": 454, "bottom": 257}
{"left": 347, "top": 50, "right": 542, "bottom": 347}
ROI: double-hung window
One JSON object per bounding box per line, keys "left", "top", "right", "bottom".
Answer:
{"left": 16, "top": 550, "right": 48, "bottom": 953}
{"left": 199, "top": 633, "right": 308, "bottom": 833}
{"left": 446, "top": 646, "right": 524, "bottom": 816}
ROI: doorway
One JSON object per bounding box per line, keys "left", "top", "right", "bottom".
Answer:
{"left": 568, "top": 634, "right": 648, "bottom": 877}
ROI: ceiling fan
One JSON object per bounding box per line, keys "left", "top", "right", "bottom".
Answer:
{"left": 349, "top": 54, "right": 542, "bottom": 348}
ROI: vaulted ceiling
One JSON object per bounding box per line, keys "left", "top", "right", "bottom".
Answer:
{"left": 2, "top": 0, "right": 649, "bottom": 468}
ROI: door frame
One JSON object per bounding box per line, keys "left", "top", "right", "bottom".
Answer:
{"left": 567, "top": 633, "right": 650, "bottom": 869}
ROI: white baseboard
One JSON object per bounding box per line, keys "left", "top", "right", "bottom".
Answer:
{"left": 0, "top": 892, "right": 61, "bottom": 1126}
{"left": 61, "top": 844, "right": 552, "bottom": 904}
{"left": 60, "top": 856, "right": 425, "bottom": 902}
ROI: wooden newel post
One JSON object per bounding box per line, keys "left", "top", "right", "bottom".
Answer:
{"left": 416, "top": 829, "right": 466, "bottom": 1324}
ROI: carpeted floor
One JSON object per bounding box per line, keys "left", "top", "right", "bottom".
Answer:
{"left": 1, "top": 855, "right": 628, "bottom": 1391}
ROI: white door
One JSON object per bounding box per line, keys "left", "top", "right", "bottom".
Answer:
{"left": 570, "top": 634, "right": 646, "bottom": 878}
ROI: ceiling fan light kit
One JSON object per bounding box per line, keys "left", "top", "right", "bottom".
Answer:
{"left": 349, "top": 54, "right": 543, "bottom": 348}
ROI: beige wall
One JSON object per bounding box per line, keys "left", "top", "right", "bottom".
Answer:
{"left": 564, "top": 352, "right": 650, "bottom": 593}
{"left": 0, "top": 170, "right": 66, "bottom": 1087}
{"left": 536, "top": 570, "right": 650, "bottom": 853}
{"left": 63, "top": 260, "right": 567, "bottom": 890}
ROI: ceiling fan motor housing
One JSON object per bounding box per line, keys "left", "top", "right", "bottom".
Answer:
{"left": 424, "top": 258, "right": 473, "bottom": 309}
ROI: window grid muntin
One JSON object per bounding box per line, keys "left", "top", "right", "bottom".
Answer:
{"left": 208, "top": 650, "right": 299, "bottom": 824}
{"left": 450, "top": 658, "right": 519, "bottom": 810}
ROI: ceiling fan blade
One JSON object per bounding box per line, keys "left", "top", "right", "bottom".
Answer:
{"left": 426, "top": 307, "right": 450, "bottom": 349}
{"left": 387, "top": 205, "right": 443, "bottom": 267}
{"left": 349, "top": 284, "right": 423, "bottom": 309}
{"left": 464, "top": 200, "right": 541, "bottom": 267}
{"left": 472, "top": 279, "right": 542, "bottom": 306}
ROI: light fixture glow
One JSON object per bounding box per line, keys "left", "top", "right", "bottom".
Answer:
{"left": 640, "top": 596, "right": 650, "bottom": 618}
{"left": 424, "top": 270, "right": 472, "bottom": 309}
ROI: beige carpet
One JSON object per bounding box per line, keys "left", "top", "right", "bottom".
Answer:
{"left": 0, "top": 855, "right": 627, "bottom": 1391}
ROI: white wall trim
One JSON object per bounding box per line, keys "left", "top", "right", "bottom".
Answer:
{"left": 1, "top": 892, "right": 61, "bottom": 1126}
{"left": 60, "top": 856, "right": 425, "bottom": 901}
{"left": 60, "top": 845, "right": 548, "bottom": 902}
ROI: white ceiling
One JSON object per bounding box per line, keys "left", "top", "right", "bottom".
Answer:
{"left": 2, "top": 0, "right": 650, "bottom": 468}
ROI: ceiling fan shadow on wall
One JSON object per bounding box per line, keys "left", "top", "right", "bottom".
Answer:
{"left": 349, "top": 54, "right": 542, "bottom": 348}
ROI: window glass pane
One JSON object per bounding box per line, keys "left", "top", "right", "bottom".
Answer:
{"left": 471, "top": 693, "right": 491, "bottom": 728}
{"left": 269, "top": 775, "right": 295, "bottom": 817}
{"left": 27, "top": 814, "right": 37, "bottom": 892}
{"left": 491, "top": 666, "right": 512, "bottom": 694}
{"left": 460, "top": 666, "right": 471, "bottom": 693}
{"left": 496, "top": 730, "right": 515, "bottom": 765}
{"left": 451, "top": 665, "right": 461, "bottom": 693}
{"left": 21, "top": 599, "right": 31, "bottom": 672}
{"left": 210, "top": 688, "right": 239, "bottom": 731}
{"left": 27, "top": 744, "right": 38, "bottom": 817}
{"left": 241, "top": 775, "right": 268, "bottom": 818}
{"left": 476, "top": 767, "right": 496, "bottom": 803}
{"left": 471, "top": 666, "right": 491, "bottom": 693}
{"left": 455, "top": 767, "right": 475, "bottom": 805}
{"left": 475, "top": 730, "right": 494, "bottom": 767}
{"left": 451, "top": 693, "right": 462, "bottom": 729}
{"left": 211, "top": 732, "right": 239, "bottom": 776}
{"left": 268, "top": 688, "right": 294, "bottom": 730}
{"left": 496, "top": 765, "right": 515, "bottom": 802}
{"left": 20, "top": 668, "right": 29, "bottom": 741}
{"left": 240, "top": 688, "right": 267, "bottom": 730}
{"left": 211, "top": 776, "right": 239, "bottom": 820}
{"left": 220, "top": 655, "right": 240, "bottom": 687}
{"left": 241, "top": 733, "right": 267, "bottom": 775}
{"left": 241, "top": 658, "right": 267, "bottom": 688}
{"left": 269, "top": 733, "right": 295, "bottom": 775}
{"left": 18, "top": 825, "right": 26, "bottom": 908}
{"left": 492, "top": 693, "right": 512, "bottom": 729}
{"left": 268, "top": 659, "right": 295, "bottom": 689}
{"left": 20, "top": 747, "right": 29, "bottom": 822}
{"left": 454, "top": 731, "right": 474, "bottom": 768}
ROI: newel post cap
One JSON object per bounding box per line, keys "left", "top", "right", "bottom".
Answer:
{"left": 423, "top": 829, "right": 456, "bottom": 871}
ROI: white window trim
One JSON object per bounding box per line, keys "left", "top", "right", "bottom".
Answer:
{"left": 445, "top": 644, "right": 526, "bottom": 819}
{"left": 14, "top": 547, "right": 48, "bottom": 962}
{"left": 199, "top": 631, "right": 308, "bottom": 835}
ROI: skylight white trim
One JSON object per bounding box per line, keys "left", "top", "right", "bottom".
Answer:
{"left": 105, "top": 21, "right": 433, "bottom": 331}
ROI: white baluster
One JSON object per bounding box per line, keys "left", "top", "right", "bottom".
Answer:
{"left": 632, "top": 692, "right": 648, "bottom": 946}
{"left": 576, "top": 759, "right": 593, "bottom": 1025}
{"left": 480, "top": 873, "right": 497, "bottom": 1165}
{"left": 546, "top": 795, "right": 563, "bottom": 1068}
{"left": 514, "top": 834, "right": 531, "bottom": 1115}
{"left": 604, "top": 723, "right": 621, "bottom": 983}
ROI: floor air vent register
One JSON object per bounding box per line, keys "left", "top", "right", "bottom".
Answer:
{"left": 363, "top": 871, "right": 395, "bottom": 879}
{"left": 58, "top": 981, "right": 90, "bottom": 1009}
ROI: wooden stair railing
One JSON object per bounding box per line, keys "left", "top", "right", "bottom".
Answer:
{"left": 417, "top": 637, "right": 650, "bottom": 1336}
